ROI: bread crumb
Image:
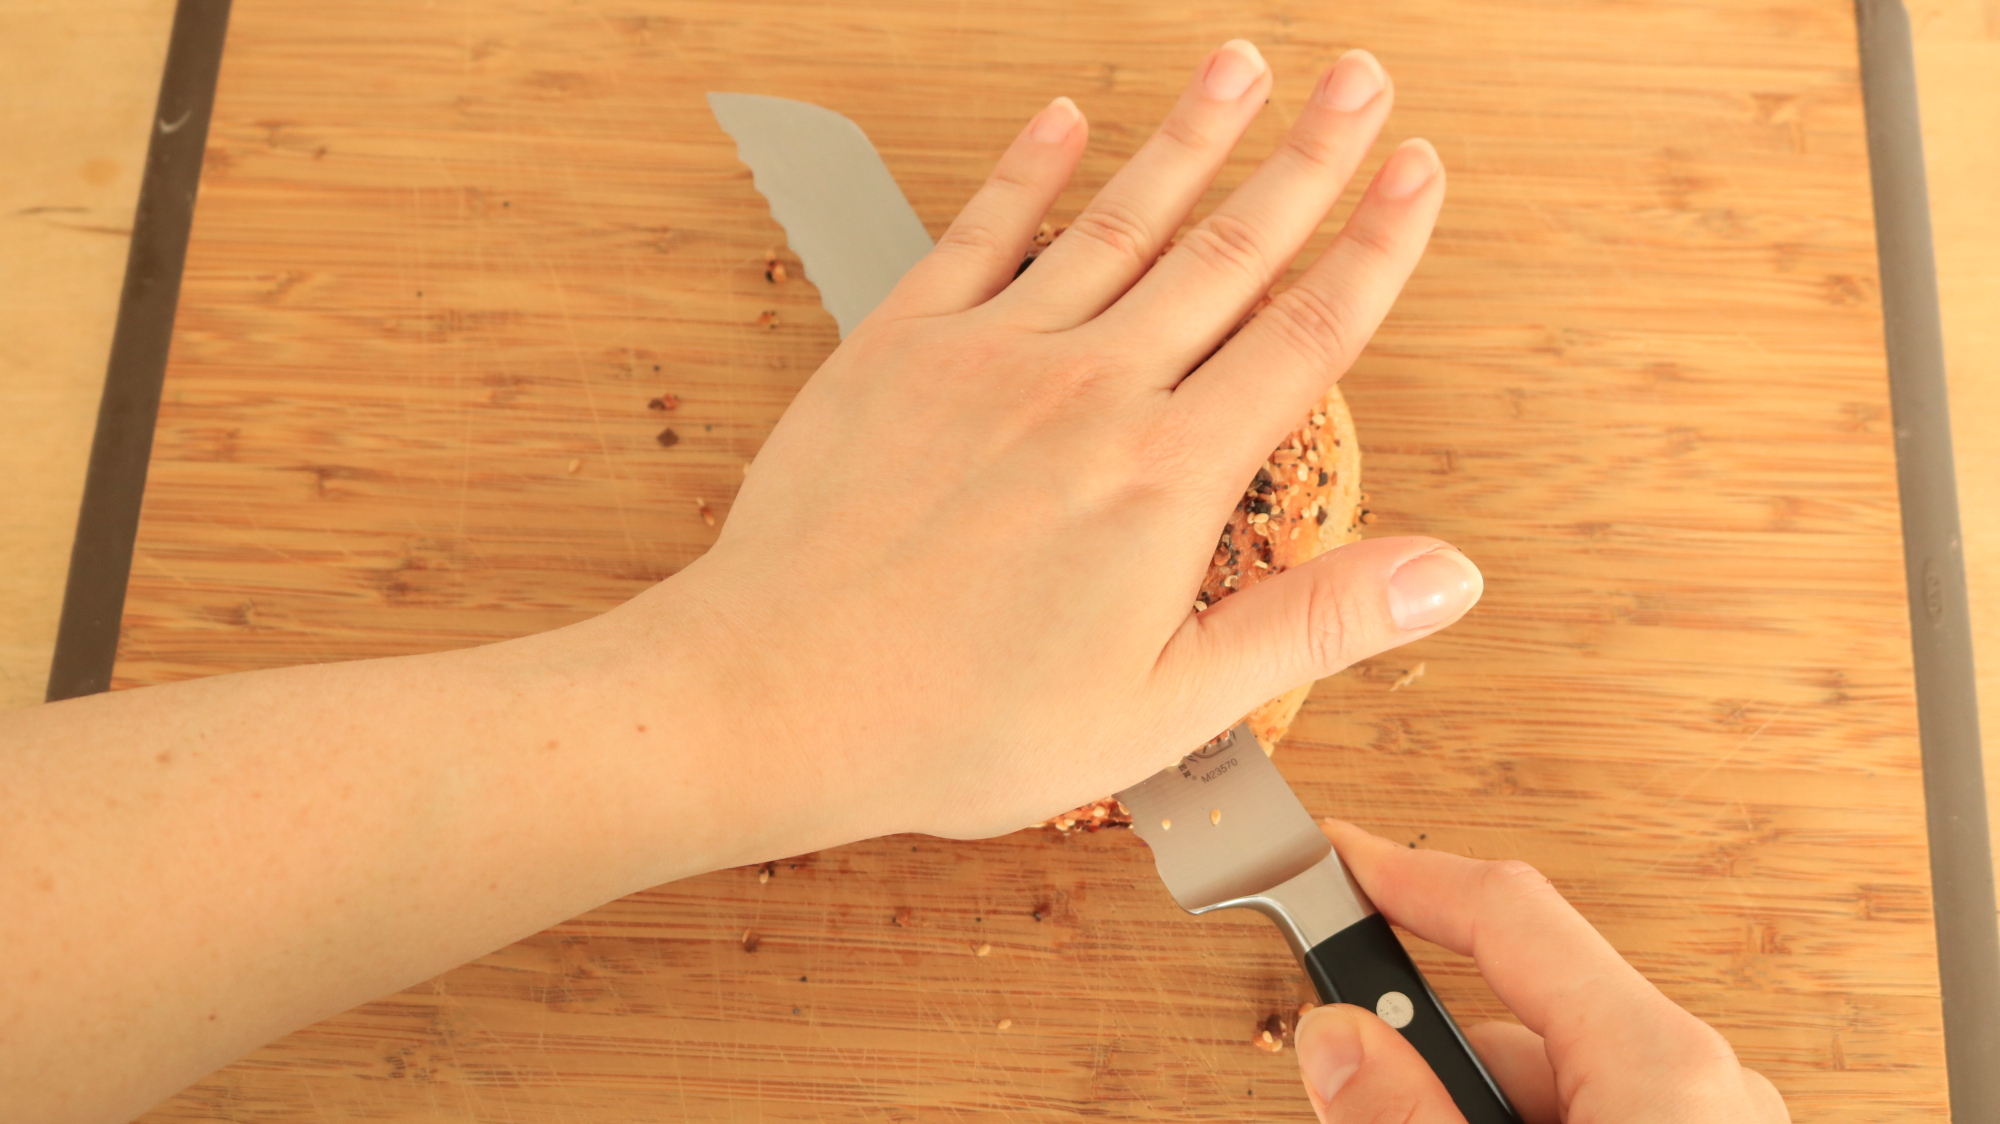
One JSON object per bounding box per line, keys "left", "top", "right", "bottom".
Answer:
{"left": 647, "top": 394, "right": 680, "bottom": 411}
{"left": 656, "top": 428, "right": 680, "bottom": 448}
{"left": 1389, "top": 661, "right": 1427, "bottom": 692}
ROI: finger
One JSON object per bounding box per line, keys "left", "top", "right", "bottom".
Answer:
{"left": 1174, "top": 137, "right": 1444, "bottom": 460}
{"left": 1321, "top": 819, "right": 1757, "bottom": 1114}
{"left": 1461, "top": 1022, "right": 1559, "bottom": 1124}
{"left": 1740, "top": 1067, "right": 1793, "bottom": 1122}
{"left": 1296, "top": 1004, "right": 1465, "bottom": 1124}
{"left": 992, "top": 39, "right": 1273, "bottom": 329}
{"left": 877, "top": 96, "right": 1087, "bottom": 321}
{"left": 1093, "top": 50, "right": 1393, "bottom": 377}
{"left": 1153, "top": 537, "right": 1481, "bottom": 734}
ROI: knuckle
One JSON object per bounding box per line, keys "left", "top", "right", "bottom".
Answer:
{"left": 1302, "top": 571, "right": 1365, "bottom": 672}
{"left": 1257, "top": 284, "right": 1357, "bottom": 370}
{"left": 1065, "top": 201, "right": 1156, "bottom": 268}
{"left": 1279, "top": 126, "right": 1348, "bottom": 173}
{"left": 1177, "top": 213, "right": 1272, "bottom": 285}
{"left": 933, "top": 220, "right": 1009, "bottom": 261}
{"left": 1154, "top": 111, "right": 1217, "bottom": 155}
{"left": 1481, "top": 859, "right": 1558, "bottom": 903}
{"left": 1340, "top": 215, "right": 1403, "bottom": 264}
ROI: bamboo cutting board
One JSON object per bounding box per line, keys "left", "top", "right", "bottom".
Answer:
{"left": 121, "top": 0, "right": 1948, "bottom": 1119}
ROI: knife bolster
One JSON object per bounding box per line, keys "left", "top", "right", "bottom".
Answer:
{"left": 1191, "top": 852, "right": 1375, "bottom": 959}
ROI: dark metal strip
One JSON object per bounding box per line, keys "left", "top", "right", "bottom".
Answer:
{"left": 1855, "top": 1, "right": 2000, "bottom": 1116}
{"left": 45, "top": 0, "right": 233, "bottom": 702}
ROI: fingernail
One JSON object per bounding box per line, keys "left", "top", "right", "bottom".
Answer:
{"left": 1317, "top": 49, "right": 1386, "bottom": 112}
{"left": 1387, "top": 548, "right": 1482, "bottom": 630}
{"left": 1378, "top": 138, "right": 1440, "bottom": 200}
{"left": 1296, "top": 1008, "right": 1364, "bottom": 1106}
{"left": 1030, "top": 96, "right": 1082, "bottom": 144}
{"left": 1202, "top": 39, "right": 1267, "bottom": 101}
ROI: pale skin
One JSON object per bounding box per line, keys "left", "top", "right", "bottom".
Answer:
{"left": 0, "top": 40, "right": 1785, "bottom": 1124}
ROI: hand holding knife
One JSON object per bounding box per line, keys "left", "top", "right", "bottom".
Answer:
{"left": 1119, "top": 724, "right": 1519, "bottom": 1123}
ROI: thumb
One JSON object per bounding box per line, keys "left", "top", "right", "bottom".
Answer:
{"left": 1297, "top": 1004, "right": 1467, "bottom": 1123}
{"left": 1161, "top": 536, "right": 1482, "bottom": 724}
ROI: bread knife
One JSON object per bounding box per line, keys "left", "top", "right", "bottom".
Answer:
{"left": 708, "top": 93, "right": 1517, "bottom": 1121}
{"left": 706, "top": 92, "right": 934, "bottom": 338}
{"left": 1119, "top": 724, "right": 1519, "bottom": 1122}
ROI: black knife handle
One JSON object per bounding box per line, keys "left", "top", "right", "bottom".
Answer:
{"left": 1304, "top": 913, "right": 1520, "bottom": 1124}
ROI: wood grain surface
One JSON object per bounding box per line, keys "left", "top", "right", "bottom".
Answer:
{"left": 120, "top": 0, "right": 1948, "bottom": 1119}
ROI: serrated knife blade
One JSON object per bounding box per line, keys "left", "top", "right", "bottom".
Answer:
{"left": 1121, "top": 725, "right": 1519, "bottom": 1123}
{"left": 706, "top": 92, "right": 934, "bottom": 338}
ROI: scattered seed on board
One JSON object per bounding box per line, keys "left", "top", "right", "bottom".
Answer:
{"left": 976, "top": 943, "right": 992, "bottom": 957}
{"left": 1390, "top": 661, "right": 1427, "bottom": 692}
{"left": 565, "top": 458, "right": 581, "bottom": 474}
{"left": 1210, "top": 808, "right": 1223, "bottom": 826}
{"left": 647, "top": 394, "right": 680, "bottom": 411}
{"left": 696, "top": 499, "right": 715, "bottom": 526}
{"left": 741, "top": 929, "right": 761, "bottom": 952}
{"left": 764, "top": 257, "right": 788, "bottom": 284}
{"left": 755, "top": 309, "right": 779, "bottom": 328}
{"left": 758, "top": 867, "right": 771, "bottom": 884}
{"left": 997, "top": 1018, "right": 1013, "bottom": 1030}
{"left": 1253, "top": 1028, "right": 1284, "bottom": 1053}
{"left": 1161, "top": 818, "right": 1173, "bottom": 831}
{"left": 1360, "top": 511, "right": 1378, "bottom": 524}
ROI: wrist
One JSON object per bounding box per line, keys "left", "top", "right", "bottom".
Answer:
{"left": 493, "top": 566, "right": 883, "bottom": 890}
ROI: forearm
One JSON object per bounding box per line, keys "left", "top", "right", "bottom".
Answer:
{"left": 0, "top": 576, "right": 853, "bottom": 1124}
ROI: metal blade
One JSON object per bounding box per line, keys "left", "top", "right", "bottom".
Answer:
{"left": 706, "top": 92, "right": 934, "bottom": 338}
{"left": 1118, "top": 724, "right": 1374, "bottom": 956}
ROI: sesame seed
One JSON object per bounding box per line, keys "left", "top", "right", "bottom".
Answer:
{"left": 1161, "top": 818, "right": 1173, "bottom": 831}
{"left": 997, "top": 1018, "right": 1013, "bottom": 1030}
{"left": 976, "top": 943, "right": 992, "bottom": 957}
{"left": 1210, "top": 808, "right": 1222, "bottom": 826}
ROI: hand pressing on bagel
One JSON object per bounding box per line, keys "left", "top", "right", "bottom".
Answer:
{"left": 646, "top": 39, "right": 1474, "bottom": 839}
